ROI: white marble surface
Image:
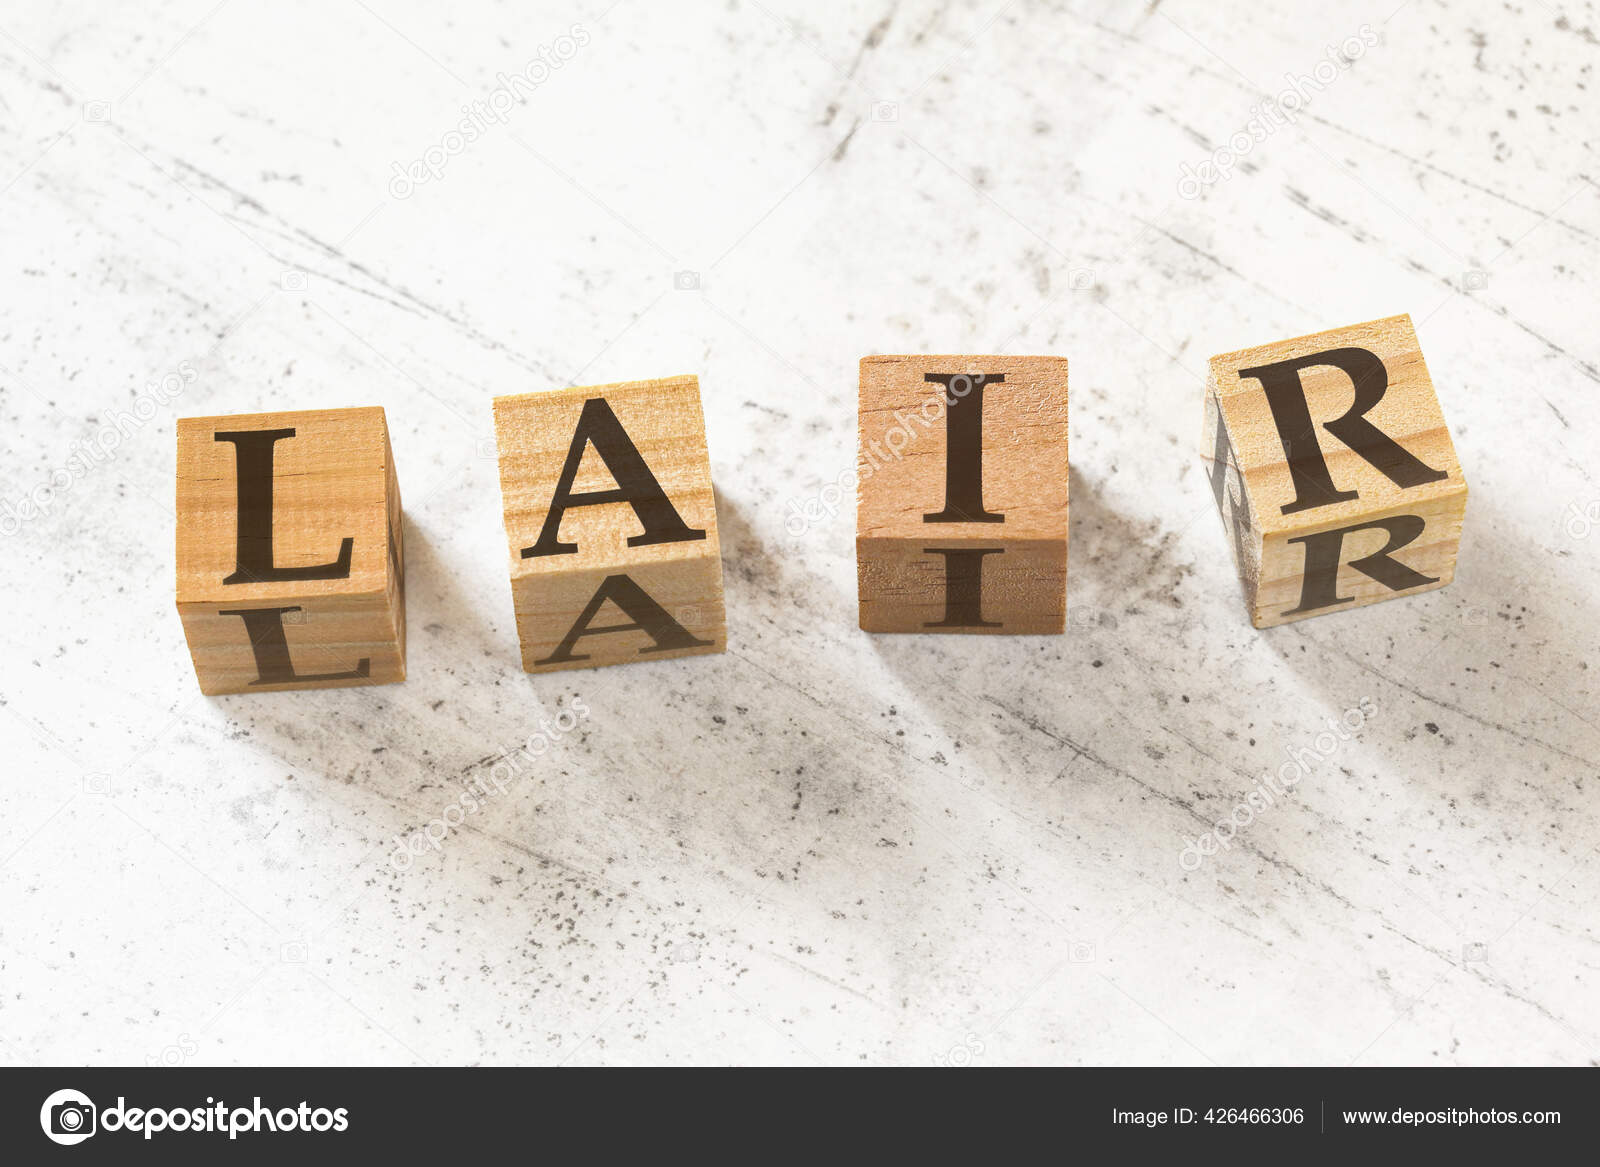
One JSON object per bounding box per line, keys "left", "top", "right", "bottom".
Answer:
{"left": 1, "top": 0, "right": 1597, "bottom": 1066}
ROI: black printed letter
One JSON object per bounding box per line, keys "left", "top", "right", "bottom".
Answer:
{"left": 1285, "top": 515, "right": 1438, "bottom": 615}
{"left": 215, "top": 429, "right": 353, "bottom": 584}
{"left": 923, "top": 373, "right": 1006, "bottom": 524}
{"left": 522, "top": 398, "right": 706, "bottom": 558}
{"left": 1207, "top": 397, "right": 1253, "bottom": 570}
{"left": 218, "top": 607, "right": 370, "bottom": 686}
{"left": 1236, "top": 348, "right": 1447, "bottom": 516}
{"left": 536, "top": 574, "right": 712, "bottom": 666}
{"left": 922, "top": 547, "right": 1003, "bottom": 629}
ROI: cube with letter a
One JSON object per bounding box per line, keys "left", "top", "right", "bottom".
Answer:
{"left": 857, "top": 355, "right": 1069, "bottom": 633}
{"left": 1202, "top": 314, "right": 1468, "bottom": 628}
{"left": 493, "top": 375, "right": 726, "bottom": 673}
{"left": 175, "top": 406, "right": 406, "bottom": 695}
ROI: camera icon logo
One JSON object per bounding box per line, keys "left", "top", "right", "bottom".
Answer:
{"left": 1068, "top": 940, "right": 1096, "bottom": 963}
{"left": 40, "top": 1089, "right": 97, "bottom": 1145}
{"left": 670, "top": 941, "right": 700, "bottom": 964}
{"left": 673, "top": 270, "right": 700, "bottom": 291}
{"left": 1565, "top": 498, "right": 1600, "bottom": 540}
{"left": 281, "top": 940, "right": 308, "bottom": 963}
{"left": 1460, "top": 269, "right": 1489, "bottom": 292}
{"left": 279, "top": 270, "right": 309, "bottom": 292}
{"left": 871, "top": 101, "right": 899, "bottom": 122}
{"left": 82, "top": 101, "right": 111, "bottom": 123}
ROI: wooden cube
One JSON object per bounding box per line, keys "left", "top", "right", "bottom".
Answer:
{"left": 175, "top": 406, "right": 406, "bottom": 695}
{"left": 1202, "top": 314, "right": 1468, "bottom": 629}
{"left": 493, "top": 375, "right": 726, "bottom": 673}
{"left": 857, "top": 355, "right": 1069, "bottom": 633}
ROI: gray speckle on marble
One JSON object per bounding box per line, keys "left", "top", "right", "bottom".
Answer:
{"left": 0, "top": 0, "right": 1596, "bottom": 1066}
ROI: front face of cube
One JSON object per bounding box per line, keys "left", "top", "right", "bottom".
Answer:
{"left": 175, "top": 407, "right": 405, "bottom": 694}
{"left": 856, "top": 355, "right": 1069, "bottom": 634}
{"left": 494, "top": 376, "right": 726, "bottom": 673}
{"left": 1206, "top": 315, "right": 1467, "bottom": 628}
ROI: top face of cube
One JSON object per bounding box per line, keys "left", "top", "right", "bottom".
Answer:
{"left": 493, "top": 375, "right": 720, "bottom": 579}
{"left": 1208, "top": 314, "right": 1465, "bottom": 533}
{"left": 857, "top": 355, "right": 1069, "bottom": 541}
{"left": 175, "top": 406, "right": 395, "bottom": 604}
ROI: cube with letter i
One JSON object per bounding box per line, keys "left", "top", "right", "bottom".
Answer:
{"left": 175, "top": 406, "right": 406, "bottom": 695}
{"left": 1202, "top": 314, "right": 1468, "bottom": 628}
{"left": 856, "top": 355, "right": 1069, "bottom": 633}
{"left": 493, "top": 375, "right": 727, "bottom": 673}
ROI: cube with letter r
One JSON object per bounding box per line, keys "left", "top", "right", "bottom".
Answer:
{"left": 1202, "top": 314, "right": 1468, "bottom": 628}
